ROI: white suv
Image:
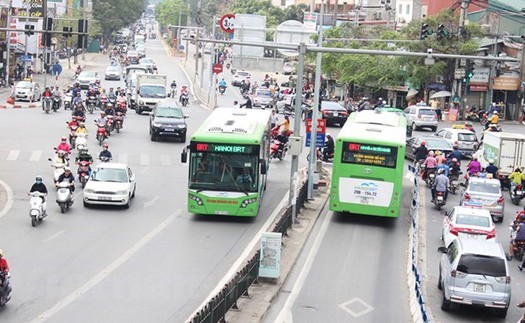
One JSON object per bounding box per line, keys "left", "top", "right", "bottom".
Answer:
{"left": 404, "top": 104, "right": 438, "bottom": 132}
{"left": 232, "top": 70, "right": 251, "bottom": 87}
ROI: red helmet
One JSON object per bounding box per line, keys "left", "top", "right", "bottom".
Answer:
{"left": 421, "top": 141, "right": 426, "bottom": 146}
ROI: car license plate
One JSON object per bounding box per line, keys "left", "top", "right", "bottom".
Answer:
{"left": 164, "top": 128, "right": 175, "bottom": 132}
{"left": 473, "top": 283, "right": 486, "bottom": 293}
{"left": 215, "top": 210, "right": 229, "bottom": 215}
{"left": 99, "top": 196, "right": 112, "bottom": 201}
{"left": 467, "top": 234, "right": 480, "bottom": 239}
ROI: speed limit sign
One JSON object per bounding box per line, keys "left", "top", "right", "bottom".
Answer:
{"left": 220, "top": 14, "right": 235, "bottom": 33}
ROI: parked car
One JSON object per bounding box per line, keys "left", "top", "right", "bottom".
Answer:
{"left": 77, "top": 71, "right": 100, "bottom": 89}
{"left": 405, "top": 136, "right": 453, "bottom": 160}
{"left": 437, "top": 239, "right": 510, "bottom": 318}
{"left": 14, "top": 80, "right": 41, "bottom": 102}
{"left": 460, "top": 177, "right": 505, "bottom": 222}
{"left": 104, "top": 65, "right": 122, "bottom": 81}
{"left": 83, "top": 163, "right": 136, "bottom": 208}
{"left": 232, "top": 70, "right": 251, "bottom": 87}
{"left": 320, "top": 101, "right": 349, "bottom": 127}
{"left": 253, "top": 88, "right": 274, "bottom": 108}
{"left": 149, "top": 99, "right": 188, "bottom": 142}
{"left": 434, "top": 127, "right": 479, "bottom": 157}
{"left": 404, "top": 104, "right": 438, "bottom": 132}
{"left": 442, "top": 206, "right": 496, "bottom": 247}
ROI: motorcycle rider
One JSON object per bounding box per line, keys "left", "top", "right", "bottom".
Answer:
{"left": 96, "top": 111, "right": 108, "bottom": 125}
{"left": 431, "top": 168, "right": 449, "bottom": 204}
{"left": 239, "top": 94, "right": 253, "bottom": 109}
{"left": 270, "top": 110, "right": 279, "bottom": 128}
{"left": 56, "top": 167, "right": 75, "bottom": 193}
{"left": 29, "top": 175, "right": 48, "bottom": 214}
{"left": 56, "top": 136, "right": 71, "bottom": 157}
{"left": 52, "top": 150, "right": 68, "bottom": 166}
{"left": 52, "top": 86, "right": 62, "bottom": 108}
{"left": 507, "top": 220, "right": 525, "bottom": 261}
{"left": 108, "top": 87, "right": 117, "bottom": 101}
{"left": 0, "top": 249, "right": 11, "bottom": 303}
{"left": 99, "top": 143, "right": 113, "bottom": 161}
{"left": 485, "top": 111, "right": 499, "bottom": 130}
{"left": 437, "top": 159, "right": 450, "bottom": 177}
{"left": 323, "top": 133, "right": 335, "bottom": 161}
{"left": 218, "top": 78, "right": 227, "bottom": 89}
{"left": 75, "top": 122, "right": 88, "bottom": 136}
{"left": 170, "top": 79, "right": 177, "bottom": 94}
{"left": 449, "top": 158, "right": 462, "bottom": 177}
{"left": 446, "top": 145, "right": 463, "bottom": 164}
{"left": 413, "top": 141, "right": 428, "bottom": 165}
{"left": 508, "top": 167, "right": 525, "bottom": 193}
{"left": 42, "top": 87, "right": 52, "bottom": 110}
{"left": 464, "top": 121, "right": 475, "bottom": 133}
{"left": 485, "top": 159, "right": 500, "bottom": 181}
{"left": 72, "top": 92, "right": 83, "bottom": 107}
{"left": 467, "top": 155, "right": 482, "bottom": 176}
{"left": 422, "top": 151, "right": 437, "bottom": 180}
{"left": 72, "top": 104, "right": 86, "bottom": 120}
{"left": 435, "top": 150, "right": 446, "bottom": 166}
{"left": 179, "top": 85, "right": 189, "bottom": 103}
{"left": 104, "top": 102, "right": 115, "bottom": 116}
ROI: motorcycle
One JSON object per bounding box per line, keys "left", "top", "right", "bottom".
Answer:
{"left": 67, "top": 122, "right": 79, "bottom": 148}
{"left": 108, "top": 96, "right": 117, "bottom": 107}
{"left": 75, "top": 133, "right": 88, "bottom": 151}
{"left": 87, "top": 96, "right": 97, "bottom": 114}
{"left": 510, "top": 184, "right": 525, "bottom": 205}
{"left": 56, "top": 181, "right": 74, "bottom": 214}
{"left": 28, "top": 191, "right": 47, "bottom": 227}
{"left": 63, "top": 92, "right": 72, "bottom": 110}
{"left": 107, "top": 115, "right": 114, "bottom": 134}
{"left": 218, "top": 85, "right": 226, "bottom": 95}
{"left": 52, "top": 95, "right": 61, "bottom": 111}
{"left": 170, "top": 86, "right": 177, "bottom": 98}
{"left": 449, "top": 173, "right": 461, "bottom": 195}
{"left": 433, "top": 191, "right": 446, "bottom": 210}
{"left": 270, "top": 138, "right": 288, "bottom": 161}
{"left": 114, "top": 112, "right": 124, "bottom": 133}
{"left": 95, "top": 122, "right": 108, "bottom": 146}
{"left": 180, "top": 93, "right": 189, "bottom": 107}
{"left": 306, "top": 147, "right": 334, "bottom": 163}
{"left": 425, "top": 168, "right": 437, "bottom": 187}
{"left": 77, "top": 160, "right": 91, "bottom": 188}
{"left": 43, "top": 97, "right": 52, "bottom": 114}
{"left": 0, "top": 271, "right": 11, "bottom": 306}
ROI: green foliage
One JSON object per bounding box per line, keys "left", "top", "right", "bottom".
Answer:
{"left": 231, "top": 0, "right": 307, "bottom": 27}
{"left": 92, "top": 0, "right": 147, "bottom": 42}
{"left": 156, "top": 0, "right": 189, "bottom": 30}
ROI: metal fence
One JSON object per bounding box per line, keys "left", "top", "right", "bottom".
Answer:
{"left": 188, "top": 180, "right": 309, "bottom": 323}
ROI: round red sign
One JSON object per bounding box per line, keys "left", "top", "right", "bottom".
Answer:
{"left": 213, "top": 63, "right": 223, "bottom": 74}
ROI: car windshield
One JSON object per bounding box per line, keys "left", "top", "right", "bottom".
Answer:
{"left": 156, "top": 107, "right": 183, "bottom": 118}
{"left": 456, "top": 254, "right": 506, "bottom": 277}
{"left": 91, "top": 167, "right": 128, "bottom": 183}
{"left": 257, "top": 90, "right": 271, "bottom": 97}
{"left": 424, "top": 138, "right": 452, "bottom": 150}
{"left": 419, "top": 109, "right": 435, "bottom": 115}
{"left": 456, "top": 214, "right": 490, "bottom": 227}
{"left": 469, "top": 181, "right": 501, "bottom": 194}
{"left": 140, "top": 59, "right": 154, "bottom": 64}
{"left": 139, "top": 85, "right": 166, "bottom": 98}
{"left": 17, "top": 81, "right": 31, "bottom": 89}
{"left": 237, "top": 72, "right": 250, "bottom": 77}
{"left": 79, "top": 71, "right": 96, "bottom": 78}
{"left": 458, "top": 133, "right": 478, "bottom": 142}
{"left": 107, "top": 66, "right": 119, "bottom": 71}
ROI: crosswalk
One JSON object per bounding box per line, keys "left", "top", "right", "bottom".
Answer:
{"left": 0, "top": 149, "right": 182, "bottom": 167}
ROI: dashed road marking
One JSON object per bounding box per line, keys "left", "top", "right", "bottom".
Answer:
{"left": 30, "top": 150, "right": 42, "bottom": 162}
{"left": 140, "top": 153, "right": 150, "bottom": 166}
{"left": 7, "top": 150, "right": 20, "bottom": 161}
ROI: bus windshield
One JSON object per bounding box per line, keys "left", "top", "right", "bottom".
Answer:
{"left": 189, "top": 152, "right": 259, "bottom": 193}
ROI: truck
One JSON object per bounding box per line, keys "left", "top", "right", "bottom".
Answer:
{"left": 134, "top": 74, "right": 167, "bottom": 115}
{"left": 476, "top": 131, "right": 525, "bottom": 186}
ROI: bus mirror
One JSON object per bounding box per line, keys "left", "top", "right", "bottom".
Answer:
{"left": 181, "top": 147, "right": 188, "bottom": 163}
{"left": 260, "top": 160, "right": 267, "bottom": 174}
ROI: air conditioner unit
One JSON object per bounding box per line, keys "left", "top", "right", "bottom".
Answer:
{"left": 374, "top": 11, "right": 382, "bottom": 20}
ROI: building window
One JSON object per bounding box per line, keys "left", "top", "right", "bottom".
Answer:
{"left": 281, "top": 0, "right": 285, "bottom": 6}
{"left": 398, "top": 4, "right": 402, "bottom": 13}
{"left": 406, "top": 4, "right": 410, "bottom": 15}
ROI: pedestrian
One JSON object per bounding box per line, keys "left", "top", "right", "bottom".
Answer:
{"left": 270, "top": 110, "right": 279, "bottom": 128}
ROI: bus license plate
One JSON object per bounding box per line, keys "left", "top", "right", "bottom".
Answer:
{"left": 215, "top": 210, "right": 229, "bottom": 215}
{"left": 473, "top": 283, "right": 486, "bottom": 293}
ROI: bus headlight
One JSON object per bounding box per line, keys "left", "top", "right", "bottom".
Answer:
{"left": 189, "top": 193, "right": 203, "bottom": 206}
{"left": 241, "top": 198, "right": 257, "bottom": 208}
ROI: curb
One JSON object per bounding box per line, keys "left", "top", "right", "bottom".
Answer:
{"left": 0, "top": 103, "right": 38, "bottom": 109}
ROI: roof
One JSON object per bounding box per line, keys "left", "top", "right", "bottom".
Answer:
{"left": 453, "top": 206, "right": 492, "bottom": 216}
{"left": 338, "top": 116, "right": 406, "bottom": 145}
{"left": 483, "top": 131, "right": 525, "bottom": 140}
{"left": 468, "top": 176, "right": 501, "bottom": 185}
{"left": 349, "top": 110, "right": 407, "bottom": 127}
{"left": 457, "top": 238, "right": 505, "bottom": 258}
{"left": 440, "top": 127, "right": 478, "bottom": 134}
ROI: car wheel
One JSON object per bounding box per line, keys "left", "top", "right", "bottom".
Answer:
{"left": 431, "top": 127, "right": 437, "bottom": 132}
{"left": 412, "top": 123, "right": 418, "bottom": 131}
{"left": 124, "top": 197, "right": 130, "bottom": 209}
{"left": 496, "top": 308, "right": 508, "bottom": 318}
{"left": 441, "top": 291, "right": 451, "bottom": 311}
{"left": 131, "top": 188, "right": 135, "bottom": 198}
{"left": 150, "top": 133, "right": 156, "bottom": 141}
{"left": 83, "top": 201, "right": 89, "bottom": 208}
{"left": 181, "top": 135, "right": 186, "bottom": 143}
{"left": 437, "top": 270, "right": 442, "bottom": 290}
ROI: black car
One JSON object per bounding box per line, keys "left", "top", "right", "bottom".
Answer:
{"left": 405, "top": 136, "right": 454, "bottom": 160}
{"left": 149, "top": 100, "right": 188, "bottom": 142}
{"left": 320, "top": 101, "right": 349, "bottom": 127}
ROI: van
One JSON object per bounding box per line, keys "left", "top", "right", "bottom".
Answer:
{"left": 437, "top": 238, "right": 511, "bottom": 318}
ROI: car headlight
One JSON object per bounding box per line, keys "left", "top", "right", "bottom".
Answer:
{"left": 153, "top": 122, "right": 162, "bottom": 127}
{"left": 139, "top": 100, "right": 145, "bottom": 105}
{"left": 116, "top": 190, "right": 128, "bottom": 195}
{"left": 178, "top": 124, "right": 186, "bottom": 128}
{"left": 84, "top": 188, "right": 95, "bottom": 194}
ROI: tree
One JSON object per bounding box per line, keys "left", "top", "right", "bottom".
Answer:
{"left": 92, "top": 0, "right": 147, "bottom": 43}
{"left": 156, "top": 0, "right": 189, "bottom": 31}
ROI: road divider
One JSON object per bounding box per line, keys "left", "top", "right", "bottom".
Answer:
{"left": 0, "top": 103, "right": 39, "bottom": 109}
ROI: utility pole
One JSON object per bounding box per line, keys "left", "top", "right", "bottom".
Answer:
{"left": 333, "top": 0, "right": 338, "bottom": 27}
{"left": 23, "top": 1, "right": 29, "bottom": 78}
{"left": 43, "top": 0, "right": 48, "bottom": 91}
{"left": 81, "top": 0, "right": 86, "bottom": 60}
{"left": 208, "top": 16, "right": 216, "bottom": 106}
{"left": 177, "top": 8, "right": 182, "bottom": 52}
{"left": 308, "top": 0, "right": 324, "bottom": 200}
{"left": 5, "top": 0, "right": 12, "bottom": 85}
{"left": 457, "top": 0, "right": 469, "bottom": 120}
{"left": 194, "top": 29, "right": 199, "bottom": 84}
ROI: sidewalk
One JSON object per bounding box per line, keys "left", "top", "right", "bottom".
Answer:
{"left": 0, "top": 53, "right": 104, "bottom": 109}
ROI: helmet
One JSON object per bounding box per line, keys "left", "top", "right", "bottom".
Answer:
{"left": 435, "top": 150, "right": 441, "bottom": 156}
{"left": 469, "top": 121, "right": 473, "bottom": 126}
{"left": 421, "top": 141, "right": 426, "bottom": 146}
{"left": 437, "top": 168, "right": 445, "bottom": 175}
{"left": 428, "top": 150, "right": 434, "bottom": 157}
{"left": 106, "top": 103, "right": 113, "bottom": 107}
{"left": 79, "top": 122, "right": 85, "bottom": 127}
{"left": 61, "top": 136, "right": 67, "bottom": 141}
{"left": 493, "top": 111, "right": 498, "bottom": 115}
{"left": 35, "top": 175, "right": 43, "bottom": 182}
{"left": 464, "top": 121, "right": 469, "bottom": 126}
{"left": 64, "top": 167, "right": 71, "bottom": 172}
{"left": 452, "top": 158, "right": 458, "bottom": 163}
{"left": 57, "top": 150, "right": 65, "bottom": 156}
{"left": 103, "top": 143, "right": 109, "bottom": 148}
{"left": 488, "top": 159, "right": 495, "bottom": 164}
{"left": 101, "top": 111, "right": 106, "bottom": 116}
{"left": 326, "top": 133, "right": 332, "bottom": 138}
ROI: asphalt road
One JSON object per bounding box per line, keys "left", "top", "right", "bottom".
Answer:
{"left": 0, "top": 36, "right": 313, "bottom": 322}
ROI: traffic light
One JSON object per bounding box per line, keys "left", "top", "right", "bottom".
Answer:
{"left": 437, "top": 24, "right": 449, "bottom": 40}
{"left": 24, "top": 24, "right": 34, "bottom": 36}
{"left": 43, "top": 17, "right": 53, "bottom": 31}
{"left": 419, "top": 23, "right": 432, "bottom": 40}
{"left": 77, "top": 19, "right": 88, "bottom": 49}
{"left": 63, "top": 27, "right": 73, "bottom": 38}
{"left": 466, "top": 59, "right": 475, "bottom": 80}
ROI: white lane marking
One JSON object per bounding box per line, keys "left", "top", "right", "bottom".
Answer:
{"left": 274, "top": 207, "right": 333, "bottom": 323}
{"left": 31, "top": 209, "right": 182, "bottom": 322}
{"left": 0, "top": 180, "right": 14, "bottom": 220}
{"left": 160, "top": 154, "right": 171, "bottom": 166}
{"left": 188, "top": 191, "right": 290, "bottom": 319}
{"left": 30, "top": 150, "right": 42, "bottom": 162}
{"left": 143, "top": 196, "right": 159, "bottom": 208}
{"left": 7, "top": 150, "right": 20, "bottom": 161}
{"left": 140, "top": 154, "right": 149, "bottom": 166}
{"left": 339, "top": 297, "right": 374, "bottom": 317}
{"left": 118, "top": 153, "right": 128, "bottom": 164}
{"left": 43, "top": 231, "right": 64, "bottom": 243}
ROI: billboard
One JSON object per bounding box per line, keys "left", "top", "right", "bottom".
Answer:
{"left": 232, "top": 14, "right": 266, "bottom": 58}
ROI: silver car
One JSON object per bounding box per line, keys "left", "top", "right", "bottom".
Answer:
{"left": 438, "top": 238, "right": 510, "bottom": 318}
{"left": 460, "top": 177, "right": 504, "bottom": 222}
{"left": 253, "top": 88, "right": 273, "bottom": 108}
{"left": 14, "top": 81, "right": 41, "bottom": 102}
{"left": 104, "top": 65, "right": 121, "bottom": 80}
{"left": 404, "top": 104, "right": 438, "bottom": 132}
{"left": 77, "top": 71, "right": 100, "bottom": 89}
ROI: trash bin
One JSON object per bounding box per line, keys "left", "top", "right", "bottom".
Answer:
{"left": 442, "top": 112, "right": 448, "bottom": 121}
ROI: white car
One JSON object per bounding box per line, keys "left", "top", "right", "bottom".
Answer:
{"left": 83, "top": 163, "right": 136, "bottom": 208}
{"left": 434, "top": 127, "right": 479, "bottom": 157}
{"left": 442, "top": 206, "right": 496, "bottom": 247}
{"left": 14, "top": 80, "right": 41, "bottom": 102}
{"left": 104, "top": 65, "right": 122, "bottom": 80}
{"left": 77, "top": 71, "right": 100, "bottom": 89}
{"left": 232, "top": 70, "right": 251, "bottom": 87}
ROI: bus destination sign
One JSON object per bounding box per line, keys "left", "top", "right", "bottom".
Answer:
{"left": 193, "top": 142, "right": 258, "bottom": 154}
{"left": 343, "top": 142, "right": 397, "bottom": 168}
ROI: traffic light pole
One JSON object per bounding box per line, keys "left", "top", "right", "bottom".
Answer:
{"left": 5, "top": 0, "right": 12, "bottom": 86}
{"left": 23, "top": 1, "right": 29, "bottom": 79}
{"left": 43, "top": 0, "right": 48, "bottom": 91}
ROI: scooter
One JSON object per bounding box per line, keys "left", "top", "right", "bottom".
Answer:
{"left": 75, "top": 133, "right": 88, "bottom": 151}
{"left": 49, "top": 160, "right": 67, "bottom": 182}
{"left": 67, "top": 123, "right": 79, "bottom": 148}
{"left": 56, "top": 181, "right": 74, "bottom": 214}
{"left": 0, "top": 271, "right": 12, "bottom": 306}
{"left": 218, "top": 85, "right": 226, "bottom": 95}
{"left": 425, "top": 168, "right": 437, "bottom": 187}
{"left": 52, "top": 95, "right": 61, "bottom": 112}
{"left": 87, "top": 96, "right": 97, "bottom": 114}
{"left": 306, "top": 147, "right": 334, "bottom": 163}
{"left": 114, "top": 112, "right": 124, "bottom": 133}
{"left": 510, "top": 184, "right": 525, "bottom": 205}
{"left": 180, "top": 93, "right": 189, "bottom": 107}
{"left": 77, "top": 160, "right": 91, "bottom": 188}
{"left": 433, "top": 191, "right": 446, "bottom": 210}
{"left": 28, "top": 191, "right": 47, "bottom": 227}
{"left": 449, "top": 173, "right": 461, "bottom": 195}
{"left": 43, "top": 97, "right": 52, "bottom": 114}
{"left": 95, "top": 122, "right": 108, "bottom": 146}
{"left": 270, "top": 139, "right": 288, "bottom": 161}
{"left": 63, "top": 92, "right": 72, "bottom": 110}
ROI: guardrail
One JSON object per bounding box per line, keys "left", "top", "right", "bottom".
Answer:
{"left": 407, "top": 165, "right": 430, "bottom": 322}
{"left": 188, "top": 180, "right": 309, "bottom": 323}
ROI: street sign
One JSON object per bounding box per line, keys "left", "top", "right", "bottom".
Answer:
{"left": 220, "top": 14, "right": 235, "bottom": 34}
{"left": 305, "top": 133, "right": 326, "bottom": 148}
{"left": 454, "top": 68, "right": 465, "bottom": 79}
{"left": 305, "top": 118, "right": 326, "bottom": 147}
{"left": 212, "top": 63, "right": 223, "bottom": 74}
{"left": 452, "top": 95, "right": 460, "bottom": 103}
{"left": 21, "top": 54, "right": 32, "bottom": 62}
{"left": 305, "top": 118, "right": 326, "bottom": 133}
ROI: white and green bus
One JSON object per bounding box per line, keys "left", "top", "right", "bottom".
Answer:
{"left": 181, "top": 108, "right": 272, "bottom": 216}
{"left": 329, "top": 110, "right": 407, "bottom": 217}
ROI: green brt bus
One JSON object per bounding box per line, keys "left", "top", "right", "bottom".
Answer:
{"left": 181, "top": 108, "right": 272, "bottom": 216}
{"left": 329, "top": 110, "right": 407, "bottom": 217}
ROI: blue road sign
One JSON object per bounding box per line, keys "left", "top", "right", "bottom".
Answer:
{"left": 21, "top": 54, "right": 32, "bottom": 62}
{"left": 51, "top": 63, "right": 63, "bottom": 76}
{"left": 305, "top": 133, "right": 325, "bottom": 148}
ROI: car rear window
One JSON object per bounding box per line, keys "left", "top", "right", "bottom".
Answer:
{"left": 456, "top": 214, "right": 490, "bottom": 227}
{"left": 456, "top": 254, "right": 506, "bottom": 277}
{"left": 237, "top": 72, "right": 250, "bottom": 77}
{"left": 425, "top": 138, "right": 452, "bottom": 150}
{"left": 257, "top": 90, "right": 271, "bottom": 97}
{"left": 458, "top": 133, "right": 478, "bottom": 142}
{"left": 419, "top": 109, "right": 435, "bottom": 115}
{"left": 469, "top": 181, "right": 500, "bottom": 194}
